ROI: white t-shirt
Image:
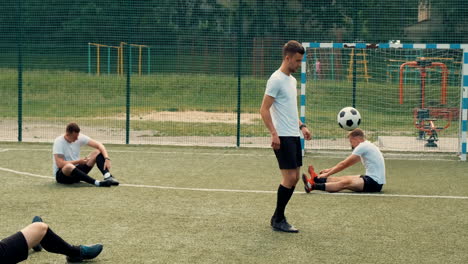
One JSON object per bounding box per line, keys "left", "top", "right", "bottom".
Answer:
{"left": 52, "top": 134, "right": 90, "bottom": 175}
{"left": 352, "top": 140, "right": 386, "bottom": 184}
{"left": 265, "top": 70, "right": 300, "bottom": 137}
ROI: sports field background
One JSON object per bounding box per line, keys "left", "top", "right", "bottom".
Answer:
{"left": 1, "top": 1, "right": 468, "bottom": 263}
{"left": 1, "top": 0, "right": 468, "bottom": 156}
{"left": 0, "top": 142, "right": 467, "bottom": 263}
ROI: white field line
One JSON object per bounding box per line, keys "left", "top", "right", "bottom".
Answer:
{"left": 1, "top": 166, "right": 467, "bottom": 200}
{"left": 0, "top": 148, "right": 459, "bottom": 161}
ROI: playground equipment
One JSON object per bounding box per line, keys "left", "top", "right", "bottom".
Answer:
{"left": 88, "top": 43, "right": 120, "bottom": 76}
{"left": 399, "top": 59, "right": 452, "bottom": 147}
{"left": 119, "top": 42, "right": 151, "bottom": 76}
{"left": 88, "top": 42, "right": 151, "bottom": 76}
{"left": 347, "top": 49, "right": 370, "bottom": 83}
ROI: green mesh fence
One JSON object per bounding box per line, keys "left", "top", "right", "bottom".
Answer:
{"left": 1, "top": 0, "right": 467, "bottom": 149}
{"left": 304, "top": 47, "right": 463, "bottom": 153}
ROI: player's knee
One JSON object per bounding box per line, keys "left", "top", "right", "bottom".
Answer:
{"left": 341, "top": 178, "right": 354, "bottom": 188}
{"left": 62, "top": 163, "right": 75, "bottom": 174}
{"left": 63, "top": 163, "right": 75, "bottom": 170}
{"left": 32, "top": 222, "right": 48, "bottom": 235}
{"left": 294, "top": 174, "right": 300, "bottom": 183}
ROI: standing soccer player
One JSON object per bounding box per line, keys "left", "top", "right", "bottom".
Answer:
{"left": 260, "top": 40, "right": 311, "bottom": 233}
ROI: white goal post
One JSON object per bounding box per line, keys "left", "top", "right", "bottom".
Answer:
{"left": 300, "top": 42, "right": 467, "bottom": 161}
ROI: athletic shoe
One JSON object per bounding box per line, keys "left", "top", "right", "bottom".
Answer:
{"left": 66, "top": 244, "right": 103, "bottom": 262}
{"left": 104, "top": 176, "right": 119, "bottom": 186}
{"left": 302, "top": 173, "right": 314, "bottom": 193}
{"left": 271, "top": 218, "right": 299, "bottom": 233}
{"left": 31, "top": 216, "right": 43, "bottom": 252}
{"left": 308, "top": 165, "right": 318, "bottom": 182}
{"left": 98, "top": 180, "right": 112, "bottom": 187}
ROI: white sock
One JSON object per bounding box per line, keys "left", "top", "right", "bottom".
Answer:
{"left": 104, "top": 172, "right": 111, "bottom": 179}
{"left": 95, "top": 180, "right": 100, "bottom": 186}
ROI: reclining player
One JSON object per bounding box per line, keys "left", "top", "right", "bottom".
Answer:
{"left": 0, "top": 216, "right": 103, "bottom": 263}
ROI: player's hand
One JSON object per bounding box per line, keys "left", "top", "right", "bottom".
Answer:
{"left": 319, "top": 168, "right": 331, "bottom": 175}
{"left": 271, "top": 134, "right": 280, "bottom": 150}
{"left": 302, "top": 127, "right": 312, "bottom": 140}
{"left": 104, "top": 159, "right": 111, "bottom": 170}
{"left": 318, "top": 173, "right": 328, "bottom": 178}
{"left": 79, "top": 157, "right": 88, "bottom": 165}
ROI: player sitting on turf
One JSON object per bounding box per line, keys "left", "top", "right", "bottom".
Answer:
{"left": 52, "top": 122, "right": 119, "bottom": 187}
{"left": 302, "top": 128, "right": 386, "bottom": 193}
{"left": 0, "top": 216, "right": 103, "bottom": 263}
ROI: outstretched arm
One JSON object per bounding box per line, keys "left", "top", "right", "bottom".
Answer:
{"left": 319, "top": 154, "right": 361, "bottom": 178}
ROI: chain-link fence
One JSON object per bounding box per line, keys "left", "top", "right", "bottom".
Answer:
{"left": 1, "top": 0, "right": 467, "bottom": 151}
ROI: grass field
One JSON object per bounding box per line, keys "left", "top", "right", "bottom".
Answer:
{"left": 1, "top": 142, "right": 467, "bottom": 263}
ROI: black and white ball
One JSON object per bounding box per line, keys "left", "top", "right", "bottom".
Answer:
{"left": 337, "top": 107, "right": 361, "bottom": 131}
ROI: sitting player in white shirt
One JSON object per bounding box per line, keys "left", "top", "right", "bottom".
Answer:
{"left": 302, "top": 128, "right": 386, "bottom": 193}
{"left": 52, "top": 122, "right": 119, "bottom": 187}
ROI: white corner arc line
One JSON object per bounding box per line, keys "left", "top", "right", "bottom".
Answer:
{"left": 0, "top": 167, "right": 54, "bottom": 179}
{"left": 0, "top": 167, "right": 468, "bottom": 200}
{"left": 1, "top": 166, "right": 468, "bottom": 200}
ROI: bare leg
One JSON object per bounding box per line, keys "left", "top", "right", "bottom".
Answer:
{"left": 22, "top": 221, "right": 81, "bottom": 257}
{"left": 20, "top": 222, "right": 48, "bottom": 250}
{"left": 280, "top": 168, "right": 300, "bottom": 188}
{"left": 324, "top": 175, "right": 364, "bottom": 192}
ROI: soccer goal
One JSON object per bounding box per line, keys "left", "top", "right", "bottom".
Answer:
{"left": 300, "top": 43, "right": 467, "bottom": 161}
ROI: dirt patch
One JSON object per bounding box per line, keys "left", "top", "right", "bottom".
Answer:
{"left": 97, "top": 111, "right": 262, "bottom": 124}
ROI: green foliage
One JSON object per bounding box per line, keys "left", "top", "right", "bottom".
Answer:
{"left": 1, "top": 0, "right": 467, "bottom": 48}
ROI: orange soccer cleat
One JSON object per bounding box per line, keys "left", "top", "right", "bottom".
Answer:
{"left": 308, "top": 165, "right": 318, "bottom": 182}
{"left": 302, "top": 173, "right": 315, "bottom": 193}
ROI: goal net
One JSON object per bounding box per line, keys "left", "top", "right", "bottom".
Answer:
{"left": 301, "top": 43, "right": 467, "bottom": 160}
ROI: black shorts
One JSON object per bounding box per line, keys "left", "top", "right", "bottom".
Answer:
{"left": 0, "top": 232, "right": 28, "bottom": 263}
{"left": 56, "top": 164, "right": 92, "bottom": 184}
{"left": 273, "top": 136, "right": 302, "bottom": 170}
{"left": 360, "top": 175, "right": 383, "bottom": 192}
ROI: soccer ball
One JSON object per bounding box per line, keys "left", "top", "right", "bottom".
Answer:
{"left": 337, "top": 107, "right": 361, "bottom": 131}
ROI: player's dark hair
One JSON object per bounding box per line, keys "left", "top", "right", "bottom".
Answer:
{"left": 348, "top": 128, "right": 365, "bottom": 139}
{"left": 66, "top": 123, "right": 80, "bottom": 134}
{"left": 282, "top": 40, "right": 305, "bottom": 58}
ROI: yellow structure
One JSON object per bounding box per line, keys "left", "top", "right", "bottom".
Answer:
{"left": 88, "top": 43, "right": 120, "bottom": 76}
{"left": 88, "top": 42, "right": 150, "bottom": 76}
{"left": 347, "top": 49, "right": 371, "bottom": 83}
{"left": 119, "top": 42, "right": 149, "bottom": 76}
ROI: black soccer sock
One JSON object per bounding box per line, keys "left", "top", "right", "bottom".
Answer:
{"left": 40, "top": 227, "right": 80, "bottom": 258}
{"left": 71, "top": 168, "right": 97, "bottom": 185}
{"left": 315, "top": 183, "right": 326, "bottom": 191}
{"left": 95, "top": 153, "right": 110, "bottom": 176}
{"left": 314, "top": 177, "right": 327, "bottom": 183}
{"left": 273, "top": 184, "right": 295, "bottom": 222}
